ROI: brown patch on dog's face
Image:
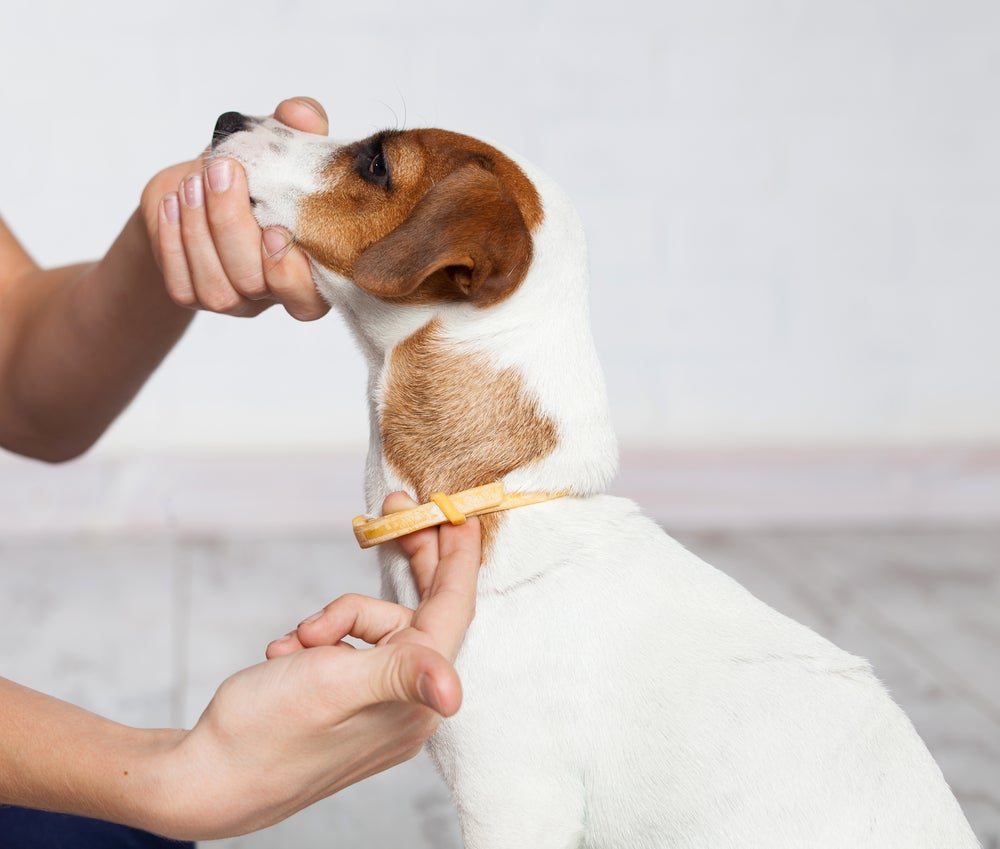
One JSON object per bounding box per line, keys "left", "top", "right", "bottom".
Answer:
{"left": 297, "top": 129, "right": 543, "bottom": 307}
{"left": 381, "top": 320, "right": 558, "bottom": 552}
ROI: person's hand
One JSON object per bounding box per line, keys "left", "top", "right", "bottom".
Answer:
{"left": 150, "top": 493, "right": 481, "bottom": 840}
{"left": 139, "top": 96, "right": 330, "bottom": 321}
{"left": 267, "top": 491, "right": 482, "bottom": 664}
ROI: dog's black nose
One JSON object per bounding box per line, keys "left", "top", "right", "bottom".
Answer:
{"left": 212, "top": 111, "right": 249, "bottom": 147}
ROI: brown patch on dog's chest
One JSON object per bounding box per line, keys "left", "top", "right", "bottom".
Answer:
{"left": 381, "top": 320, "right": 558, "bottom": 548}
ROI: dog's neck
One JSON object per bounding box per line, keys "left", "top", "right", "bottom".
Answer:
{"left": 316, "top": 173, "right": 618, "bottom": 522}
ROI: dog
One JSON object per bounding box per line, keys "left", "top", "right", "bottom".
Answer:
{"left": 210, "top": 111, "right": 980, "bottom": 848}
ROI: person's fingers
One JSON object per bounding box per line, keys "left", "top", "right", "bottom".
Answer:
{"left": 410, "top": 517, "right": 482, "bottom": 660}
{"left": 157, "top": 192, "right": 197, "bottom": 308}
{"left": 141, "top": 160, "right": 197, "bottom": 272}
{"left": 203, "top": 159, "right": 270, "bottom": 300}
{"left": 381, "top": 492, "right": 441, "bottom": 598}
{"left": 294, "top": 593, "right": 415, "bottom": 649}
{"left": 177, "top": 171, "right": 261, "bottom": 317}
{"left": 334, "top": 641, "right": 462, "bottom": 717}
{"left": 145, "top": 97, "right": 329, "bottom": 320}
{"left": 256, "top": 97, "right": 330, "bottom": 319}
{"left": 264, "top": 631, "right": 304, "bottom": 659}
{"left": 267, "top": 484, "right": 480, "bottom": 716}
{"left": 379, "top": 491, "right": 483, "bottom": 645}
{"left": 260, "top": 228, "right": 330, "bottom": 321}
{"left": 438, "top": 515, "right": 485, "bottom": 580}
{"left": 382, "top": 491, "right": 420, "bottom": 520}
{"left": 273, "top": 96, "right": 329, "bottom": 136}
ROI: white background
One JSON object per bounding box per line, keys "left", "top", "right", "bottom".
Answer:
{"left": 2, "top": 0, "right": 998, "bottom": 455}
{"left": 1, "top": 7, "right": 997, "bottom": 845}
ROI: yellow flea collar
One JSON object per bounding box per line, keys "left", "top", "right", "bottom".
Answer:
{"left": 352, "top": 482, "right": 566, "bottom": 548}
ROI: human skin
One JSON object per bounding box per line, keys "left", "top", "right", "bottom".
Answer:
{"left": 0, "top": 97, "right": 329, "bottom": 461}
{"left": 0, "top": 99, "right": 483, "bottom": 840}
{"left": 0, "top": 494, "right": 480, "bottom": 840}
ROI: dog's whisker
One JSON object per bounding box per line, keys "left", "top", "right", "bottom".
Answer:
{"left": 375, "top": 99, "right": 401, "bottom": 132}
{"left": 395, "top": 88, "right": 408, "bottom": 131}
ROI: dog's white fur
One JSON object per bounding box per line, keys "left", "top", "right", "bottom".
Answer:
{"left": 214, "top": 118, "right": 979, "bottom": 848}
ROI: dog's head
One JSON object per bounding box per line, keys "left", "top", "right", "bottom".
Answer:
{"left": 211, "top": 111, "right": 617, "bottom": 509}
{"left": 210, "top": 112, "right": 547, "bottom": 311}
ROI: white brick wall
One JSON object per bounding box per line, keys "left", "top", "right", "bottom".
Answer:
{"left": 2, "top": 0, "right": 997, "bottom": 453}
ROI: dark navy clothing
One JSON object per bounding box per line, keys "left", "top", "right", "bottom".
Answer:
{"left": 0, "top": 807, "right": 194, "bottom": 849}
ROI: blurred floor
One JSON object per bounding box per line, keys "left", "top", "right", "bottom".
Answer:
{"left": 1, "top": 450, "right": 998, "bottom": 847}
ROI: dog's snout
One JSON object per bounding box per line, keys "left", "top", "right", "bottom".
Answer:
{"left": 212, "top": 111, "right": 249, "bottom": 147}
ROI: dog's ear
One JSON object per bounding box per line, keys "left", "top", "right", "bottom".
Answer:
{"left": 352, "top": 163, "right": 533, "bottom": 307}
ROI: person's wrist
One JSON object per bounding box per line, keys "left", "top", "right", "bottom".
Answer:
{"left": 86, "top": 207, "right": 194, "bottom": 331}
{"left": 137, "top": 720, "right": 266, "bottom": 842}
{"left": 107, "top": 725, "right": 193, "bottom": 839}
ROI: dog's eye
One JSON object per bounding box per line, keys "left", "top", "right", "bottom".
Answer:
{"left": 355, "top": 138, "right": 392, "bottom": 187}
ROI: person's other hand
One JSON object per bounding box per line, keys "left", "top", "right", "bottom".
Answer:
{"left": 151, "top": 493, "right": 481, "bottom": 840}
{"left": 139, "top": 96, "right": 330, "bottom": 321}
{"left": 267, "top": 491, "right": 482, "bottom": 665}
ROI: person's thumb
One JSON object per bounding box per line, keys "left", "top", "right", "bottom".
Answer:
{"left": 352, "top": 642, "right": 464, "bottom": 717}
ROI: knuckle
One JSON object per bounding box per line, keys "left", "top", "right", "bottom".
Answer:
{"left": 385, "top": 645, "right": 417, "bottom": 703}
{"left": 231, "top": 270, "right": 268, "bottom": 299}
{"left": 286, "top": 301, "right": 330, "bottom": 323}
{"left": 205, "top": 184, "right": 241, "bottom": 215}
{"left": 202, "top": 290, "right": 244, "bottom": 314}
{"left": 337, "top": 592, "right": 365, "bottom": 609}
{"left": 139, "top": 187, "right": 158, "bottom": 221}
{"left": 206, "top": 202, "right": 250, "bottom": 236}
{"left": 165, "top": 285, "right": 198, "bottom": 309}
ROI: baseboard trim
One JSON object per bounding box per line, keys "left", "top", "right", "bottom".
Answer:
{"left": 611, "top": 445, "right": 1000, "bottom": 528}
{"left": 2, "top": 445, "right": 998, "bottom": 539}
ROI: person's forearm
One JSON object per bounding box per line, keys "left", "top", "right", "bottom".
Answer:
{"left": 0, "top": 210, "right": 193, "bottom": 461}
{"left": 0, "top": 677, "right": 184, "bottom": 834}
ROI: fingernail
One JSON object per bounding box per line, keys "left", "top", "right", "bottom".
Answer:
{"left": 299, "top": 610, "right": 324, "bottom": 627}
{"left": 292, "top": 96, "right": 325, "bottom": 119}
{"left": 207, "top": 159, "right": 232, "bottom": 193}
{"left": 162, "top": 193, "right": 180, "bottom": 224}
{"left": 263, "top": 228, "right": 290, "bottom": 258}
{"left": 417, "top": 672, "right": 444, "bottom": 714}
{"left": 183, "top": 174, "right": 204, "bottom": 208}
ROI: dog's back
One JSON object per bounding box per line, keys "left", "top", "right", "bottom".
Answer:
{"left": 410, "top": 495, "right": 979, "bottom": 848}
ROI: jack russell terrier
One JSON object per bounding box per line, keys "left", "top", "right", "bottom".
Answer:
{"left": 210, "top": 111, "right": 979, "bottom": 849}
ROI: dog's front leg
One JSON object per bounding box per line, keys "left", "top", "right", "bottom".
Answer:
{"left": 446, "top": 765, "right": 587, "bottom": 849}
{"left": 429, "top": 707, "right": 588, "bottom": 849}
{"left": 459, "top": 811, "right": 585, "bottom": 849}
